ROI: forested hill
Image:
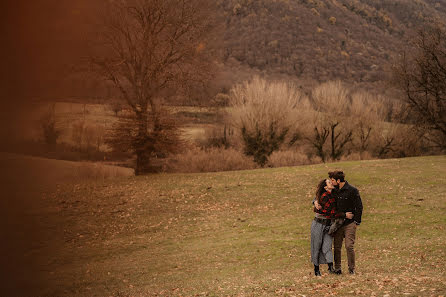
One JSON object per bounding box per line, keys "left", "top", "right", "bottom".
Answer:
{"left": 218, "top": 0, "right": 446, "bottom": 87}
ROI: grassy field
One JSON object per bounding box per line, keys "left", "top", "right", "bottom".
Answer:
{"left": 2, "top": 155, "right": 446, "bottom": 296}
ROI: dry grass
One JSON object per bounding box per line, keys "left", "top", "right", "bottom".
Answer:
{"left": 166, "top": 147, "right": 257, "bottom": 173}
{"left": 311, "top": 80, "right": 349, "bottom": 115}
{"left": 268, "top": 149, "right": 314, "bottom": 167}
{"left": 7, "top": 155, "right": 445, "bottom": 297}
{"left": 74, "top": 161, "right": 134, "bottom": 180}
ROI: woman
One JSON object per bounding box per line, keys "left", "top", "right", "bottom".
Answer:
{"left": 310, "top": 178, "right": 343, "bottom": 276}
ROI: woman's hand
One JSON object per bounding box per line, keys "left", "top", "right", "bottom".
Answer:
{"left": 314, "top": 201, "right": 322, "bottom": 210}
{"left": 346, "top": 212, "right": 354, "bottom": 219}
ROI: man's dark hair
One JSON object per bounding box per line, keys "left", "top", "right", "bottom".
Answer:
{"left": 331, "top": 170, "right": 345, "bottom": 182}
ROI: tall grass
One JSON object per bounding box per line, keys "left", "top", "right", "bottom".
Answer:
{"left": 268, "top": 149, "right": 315, "bottom": 167}
{"left": 166, "top": 147, "right": 257, "bottom": 173}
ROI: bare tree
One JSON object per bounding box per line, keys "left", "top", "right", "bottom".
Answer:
{"left": 229, "top": 76, "right": 309, "bottom": 166}
{"left": 329, "top": 122, "right": 353, "bottom": 160}
{"left": 310, "top": 125, "right": 329, "bottom": 162}
{"left": 350, "top": 92, "right": 390, "bottom": 159}
{"left": 310, "top": 81, "right": 353, "bottom": 161}
{"left": 109, "top": 100, "right": 124, "bottom": 116}
{"left": 377, "top": 133, "right": 395, "bottom": 158}
{"left": 392, "top": 25, "right": 446, "bottom": 150}
{"left": 90, "top": 0, "right": 219, "bottom": 174}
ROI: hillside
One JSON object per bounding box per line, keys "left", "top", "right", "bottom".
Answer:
{"left": 218, "top": 0, "right": 446, "bottom": 89}
{"left": 7, "top": 0, "right": 446, "bottom": 104}
{"left": 3, "top": 155, "right": 445, "bottom": 296}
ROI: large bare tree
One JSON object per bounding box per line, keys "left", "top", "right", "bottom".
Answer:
{"left": 393, "top": 25, "right": 446, "bottom": 150}
{"left": 91, "top": 0, "right": 219, "bottom": 174}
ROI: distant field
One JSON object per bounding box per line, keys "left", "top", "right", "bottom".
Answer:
{"left": 22, "top": 101, "right": 219, "bottom": 146}
{"left": 5, "top": 155, "right": 445, "bottom": 296}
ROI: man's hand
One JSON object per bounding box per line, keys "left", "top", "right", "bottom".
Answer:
{"left": 346, "top": 212, "right": 354, "bottom": 219}
{"left": 314, "top": 200, "right": 322, "bottom": 210}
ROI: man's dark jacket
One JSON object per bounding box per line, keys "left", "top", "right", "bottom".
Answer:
{"left": 333, "top": 181, "right": 363, "bottom": 226}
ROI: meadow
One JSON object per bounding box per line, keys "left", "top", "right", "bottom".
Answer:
{"left": 4, "top": 154, "right": 445, "bottom": 296}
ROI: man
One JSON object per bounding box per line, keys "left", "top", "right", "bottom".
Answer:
{"left": 315, "top": 170, "right": 363, "bottom": 274}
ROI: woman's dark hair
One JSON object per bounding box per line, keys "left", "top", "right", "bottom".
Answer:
{"left": 316, "top": 179, "right": 328, "bottom": 204}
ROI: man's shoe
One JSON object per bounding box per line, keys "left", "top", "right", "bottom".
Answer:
{"left": 328, "top": 267, "right": 336, "bottom": 274}
{"left": 334, "top": 269, "right": 342, "bottom": 275}
{"left": 349, "top": 269, "right": 355, "bottom": 275}
{"left": 315, "top": 270, "right": 321, "bottom": 276}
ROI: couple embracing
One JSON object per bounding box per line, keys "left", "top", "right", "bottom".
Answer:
{"left": 310, "top": 170, "right": 363, "bottom": 276}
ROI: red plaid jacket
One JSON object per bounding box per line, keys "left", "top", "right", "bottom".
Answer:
{"left": 314, "top": 191, "right": 344, "bottom": 219}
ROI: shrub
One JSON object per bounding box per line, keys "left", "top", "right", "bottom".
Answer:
{"left": 229, "top": 76, "right": 310, "bottom": 166}
{"left": 84, "top": 124, "right": 106, "bottom": 152}
{"left": 72, "top": 121, "right": 107, "bottom": 153}
{"left": 241, "top": 123, "right": 288, "bottom": 167}
{"left": 165, "top": 147, "right": 257, "bottom": 173}
{"left": 109, "top": 100, "right": 124, "bottom": 116}
{"left": 71, "top": 120, "right": 85, "bottom": 151}
{"left": 349, "top": 91, "right": 387, "bottom": 158}
{"left": 212, "top": 93, "right": 230, "bottom": 107}
{"left": 268, "top": 149, "right": 312, "bottom": 168}
{"left": 306, "top": 81, "right": 354, "bottom": 162}
{"left": 201, "top": 125, "right": 235, "bottom": 149}
{"left": 371, "top": 123, "right": 424, "bottom": 158}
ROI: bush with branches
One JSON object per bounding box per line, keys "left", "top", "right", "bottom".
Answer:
{"left": 229, "top": 76, "right": 310, "bottom": 166}
{"left": 306, "top": 81, "right": 354, "bottom": 162}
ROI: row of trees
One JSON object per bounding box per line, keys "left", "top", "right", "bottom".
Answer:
{"left": 87, "top": 0, "right": 444, "bottom": 174}
{"left": 225, "top": 78, "right": 418, "bottom": 166}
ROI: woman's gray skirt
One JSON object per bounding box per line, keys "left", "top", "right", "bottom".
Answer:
{"left": 311, "top": 219, "right": 333, "bottom": 265}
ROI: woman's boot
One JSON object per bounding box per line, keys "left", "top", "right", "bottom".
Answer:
{"left": 314, "top": 265, "right": 321, "bottom": 276}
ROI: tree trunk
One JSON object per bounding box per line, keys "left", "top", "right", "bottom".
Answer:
{"left": 330, "top": 122, "right": 339, "bottom": 160}
{"left": 135, "top": 149, "right": 151, "bottom": 175}
{"left": 135, "top": 112, "right": 150, "bottom": 175}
